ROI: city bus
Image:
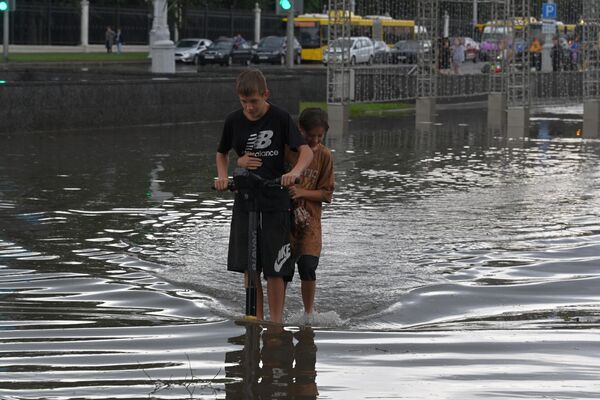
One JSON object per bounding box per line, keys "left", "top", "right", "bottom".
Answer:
{"left": 290, "top": 13, "right": 416, "bottom": 62}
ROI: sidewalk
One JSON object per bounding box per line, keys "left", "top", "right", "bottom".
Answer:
{"left": 9, "top": 44, "right": 150, "bottom": 53}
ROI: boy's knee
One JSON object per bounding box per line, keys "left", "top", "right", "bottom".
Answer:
{"left": 298, "top": 255, "right": 318, "bottom": 281}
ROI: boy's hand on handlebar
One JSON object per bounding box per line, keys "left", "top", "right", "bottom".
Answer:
{"left": 213, "top": 177, "right": 230, "bottom": 191}
{"left": 281, "top": 172, "right": 300, "bottom": 187}
{"left": 237, "top": 153, "right": 262, "bottom": 170}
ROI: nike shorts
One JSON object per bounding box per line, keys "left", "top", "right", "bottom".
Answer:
{"left": 227, "top": 206, "right": 294, "bottom": 280}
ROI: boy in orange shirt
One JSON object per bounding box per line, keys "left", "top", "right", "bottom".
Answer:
{"left": 285, "top": 108, "right": 335, "bottom": 321}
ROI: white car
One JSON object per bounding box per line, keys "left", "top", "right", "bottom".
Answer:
{"left": 174, "top": 38, "right": 212, "bottom": 64}
{"left": 323, "top": 36, "right": 375, "bottom": 65}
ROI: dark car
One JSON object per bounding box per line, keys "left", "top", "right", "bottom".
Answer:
{"left": 372, "top": 40, "right": 391, "bottom": 63}
{"left": 197, "top": 39, "right": 254, "bottom": 66}
{"left": 390, "top": 40, "right": 432, "bottom": 64}
{"left": 252, "top": 35, "right": 302, "bottom": 65}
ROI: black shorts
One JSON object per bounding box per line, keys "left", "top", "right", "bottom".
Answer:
{"left": 227, "top": 206, "right": 294, "bottom": 279}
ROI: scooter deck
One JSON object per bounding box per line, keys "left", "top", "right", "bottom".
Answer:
{"left": 234, "top": 316, "right": 291, "bottom": 329}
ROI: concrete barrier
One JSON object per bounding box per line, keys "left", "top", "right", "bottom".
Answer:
{"left": 0, "top": 68, "right": 302, "bottom": 134}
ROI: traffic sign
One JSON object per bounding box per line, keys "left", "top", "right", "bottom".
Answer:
{"left": 542, "top": 3, "right": 557, "bottom": 19}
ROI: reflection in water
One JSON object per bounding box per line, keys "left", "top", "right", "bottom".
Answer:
{"left": 225, "top": 324, "right": 318, "bottom": 399}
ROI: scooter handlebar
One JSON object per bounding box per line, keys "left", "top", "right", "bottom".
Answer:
{"left": 211, "top": 173, "right": 300, "bottom": 191}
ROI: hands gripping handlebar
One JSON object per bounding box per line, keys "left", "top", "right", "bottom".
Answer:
{"left": 212, "top": 168, "right": 300, "bottom": 191}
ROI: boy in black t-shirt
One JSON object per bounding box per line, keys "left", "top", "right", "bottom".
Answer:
{"left": 215, "top": 69, "right": 313, "bottom": 323}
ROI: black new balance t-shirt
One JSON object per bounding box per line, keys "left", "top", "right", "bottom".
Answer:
{"left": 218, "top": 103, "right": 305, "bottom": 211}
{"left": 218, "top": 103, "right": 305, "bottom": 180}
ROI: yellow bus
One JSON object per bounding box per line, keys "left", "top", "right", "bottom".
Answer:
{"left": 290, "top": 13, "right": 415, "bottom": 62}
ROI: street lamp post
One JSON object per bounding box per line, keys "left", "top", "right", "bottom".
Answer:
{"left": 473, "top": 0, "right": 478, "bottom": 38}
{"left": 542, "top": 0, "right": 555, "bottom": 72}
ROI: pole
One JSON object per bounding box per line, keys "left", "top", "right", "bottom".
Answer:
{"left": 3, "top": 11, "right": 8, "bottom": 62}
{"left": 80, "top": 0, "right": 90, "bottom": 52}
{"left": 286, "top": 8, "right": 294, "bottom": 68}
{"left": 253, "top": 3, "right": 261, "bottom": 45}
{"left": 542, "top": 0, "right": 554, "bottom": 72}
{"left": 473, "top": 0, "right": 478, "bottom": 38}
{"left": 443, "top": 11, "right": 449, "bottom": 38}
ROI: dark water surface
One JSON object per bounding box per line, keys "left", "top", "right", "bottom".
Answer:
{"left": 1, "top": 108, "right": 600, "bottom": 398}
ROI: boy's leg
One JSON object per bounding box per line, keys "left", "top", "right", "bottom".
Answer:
{"left": 267, "top": 276, "right": 286, "bottom": 323}
{"left": 301, "top": 281, "right": 316, "bottom": 315}
{"left": 298, "top": 255, "right": 319, "bottom": 315}
{"left": 260, "top": 211, "right": 293, "bottom": 323}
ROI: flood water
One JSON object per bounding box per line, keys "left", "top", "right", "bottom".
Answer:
{"left": 1, "top": 107, "right": 600, "bottom": 399}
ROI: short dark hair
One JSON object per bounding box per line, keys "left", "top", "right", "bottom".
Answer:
{"left": 236, "top": 68, "right": 268, "bottom": 97}
{"left": 299, "top": 107, "right": 329, "bottom": 132}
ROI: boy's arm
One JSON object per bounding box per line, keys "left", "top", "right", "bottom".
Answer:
{"left": 214, "top": 152, "right": 229, "bottom": 191}
{"left": 289, "top": 151, "right": 334, "bottom": 203}
{"left": 281, "top": 144, "right": 313, "bottom": 187}
{"left": 289, "top": 187, "right": 332, "bottom": 203}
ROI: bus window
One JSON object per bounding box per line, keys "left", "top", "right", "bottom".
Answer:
{"left": 298, "top": 26, "right": 321, "bottom": 48}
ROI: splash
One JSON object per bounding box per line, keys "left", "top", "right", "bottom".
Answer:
{"left": 286, "top": 310, "right": 346, "bottom": 328}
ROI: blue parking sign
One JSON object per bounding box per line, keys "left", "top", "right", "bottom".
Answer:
{"left": 542, "top": 3, "right": 557, "bottom": 19}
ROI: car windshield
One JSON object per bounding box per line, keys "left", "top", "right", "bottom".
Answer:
{"left": 374, "top": 41, "right": 387, "bottom": 51}
{"left": 177, "top": 40, "right": 198, "bottom": 48}
{"left": 329, "top": 38, "right": 354, "bottom": 49}
{"left": 210, "top": 41, "right": 233, "bottom": 51}
{"left": 395, "top": 41, "right": 419, "bottom": 51}
{"left": 258, "top": 37, "right": 284, "bottom": 50}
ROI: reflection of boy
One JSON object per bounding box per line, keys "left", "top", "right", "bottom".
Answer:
{"left": 285, "top": 108, "right": 334, "bottom": 321}
{"left": 215, "top": 69, "right": 313, "bottom": 323}
{"left": 259, "top": 327, "right": 295, "bottom": 397}
{"left": 292, "top": 327, "right": 319, "bottom": 398}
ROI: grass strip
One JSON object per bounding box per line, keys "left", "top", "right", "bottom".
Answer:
{"left": 8, "top": 52, "right": 149, "bottom": 62}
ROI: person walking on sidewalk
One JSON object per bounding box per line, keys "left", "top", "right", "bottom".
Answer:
{"left": 452, "top": 37, "right": 465, "bottom": 75}
{"left": 115, "top": 28, "right": 124, "bottom": 54}
{"left": 105, "top": 26, "right": 116, "bottom": 53}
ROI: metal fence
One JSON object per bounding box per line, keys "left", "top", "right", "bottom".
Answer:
{"left": 0, "top": 2, "right": 285, "bottom": 45}
{"left": 327, "top": 0, "right": 598, "bottom": 109}
{"left": 351, "top": 67, "right": 583, "bottom": 106}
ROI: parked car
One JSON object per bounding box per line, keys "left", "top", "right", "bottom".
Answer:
{"left": 197, "top": 38, "right": 254, "bottom": 66}
{"left": 372, "top": 40, "right": 391, "bottom": 63}
{"left": 174, "top": 38, "right": 212, "bottom": 64}
{"left": 323, "top": 36, "right": 375, "bottom": 65}
{"left": 252, "top": 35, "right": 302, "bottom": 65}
{"left": 462, "top": 37, "right": 480, "bottom": 62}
{"left": 390, "top": 40, "right": 432, "bottom": 64}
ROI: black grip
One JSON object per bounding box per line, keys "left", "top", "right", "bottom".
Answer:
{"left": 211, "top": 173, "right": 300, "bottom": 190}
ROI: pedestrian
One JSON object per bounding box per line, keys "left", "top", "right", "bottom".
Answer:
{"left": 215, "top": 68, "right": 313, "bottom": 323}
{"left": 115, "top": 28, "right": 124, "bottom": 54}
{"left": 452, "top": 37, "right": 465, "bottom": 74}
{"left": 529, "top": 37, "right": 542, "bottom": 71}
{"left": 551, "top": 36, "right": 562, "bottom": 72}
{"left": 285, "top": 107, "right": 334, "bottom": 323}
{"left": 439, "top": 37, "right": 451, "bottom": 72}
{"left": 233, "top": 33, "right": 246, "bottom": 49}
{"left": 569, "top": 36, "right": 580, "bottom": 71}
{"left": 105, "top": 26, "right": 116, "bottom": 53}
